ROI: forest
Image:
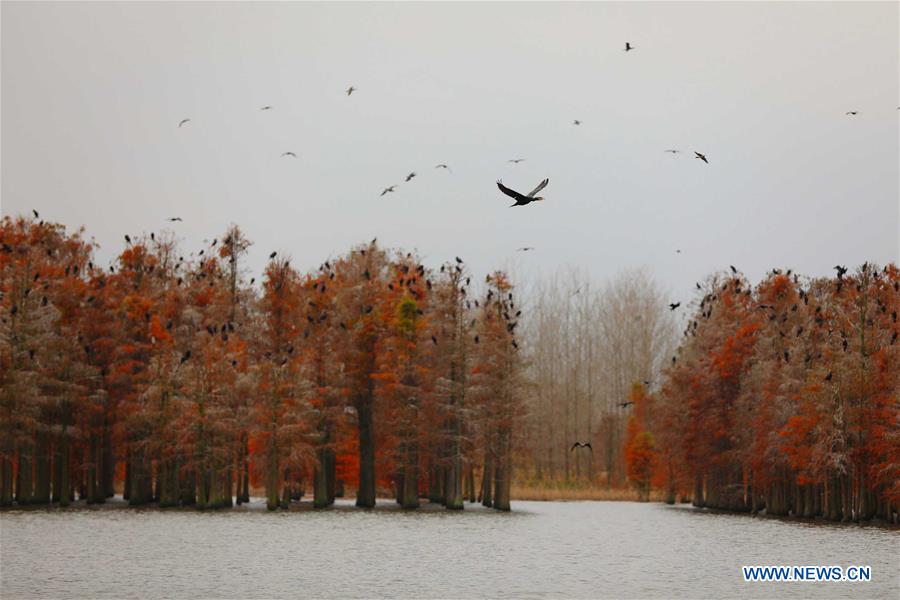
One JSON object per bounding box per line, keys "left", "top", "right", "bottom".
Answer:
{"left": 1, "top": 213, "right": 898, "bottom": 522}
{"left": 0, "top": 215, "right": 522, "bottom": 511}
{"left": 519, "top": 263, "right": 900, "bottom": 522}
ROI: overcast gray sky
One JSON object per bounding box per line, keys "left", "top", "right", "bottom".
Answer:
{"left": 2, "top": 1, "right": 898, "bottom": 304}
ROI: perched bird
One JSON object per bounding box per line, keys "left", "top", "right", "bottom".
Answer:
{"left": 669, "top": 302, "right": 681, "bottom": 311}
{"left": 180, "top": 350, "right": 191, "bottom": 364}
{"left": 570, "top": 441, "right": 593, "bottom": 452}
{"left": 281, "top": 152, "right": 297, "bottom": 158}
{"left": 431, "top": 335, "right": 438, "bottom": 345}
{"left": 497, "top": 178, "right": 549, "bottom": 207}
{"left": 269, "top": 251, "right": 277, "bottom": 259}
{"left": 624, "top": 42, "right": 634, "bottom": 51}
{"left": 380, "top": 185, "right": 397, "bottom": 196}
{"left": 730, "top": 265, "right": 738, "bottom": 274}
{"left": 825, "top": 371, "right": 832, "bottom": 381}
{"left": 508, "top": 158, "right": 526, "bottom": 164}
{"left": 124, "top": 235, "right": 131, "bottom": 244}
{"left": 405, "top": 172, "right": 416, "bottom": 182}
{"left": 455, "top": 256, "right": 463, "bottom": 264}
{"left": 346, "top": 86, "right": 356, "bottom": 96}
{"left": 573, "top": 119, "right": 582, "bottom": 126}
{"left": 32, "top": 209, "right": 39, "bottom": 219}
{"left": 834, "top": 265, "right": 848, "bottom": 278}
{"left": 167, "top": 217, "right": 183, "bottom": 222}
{"left": 694, "top": 151, "right": 709, "bottom": 164}
{"left": 517, "top": 247, "right": 535, "bottom": 252}
{"left": 178, "top": 118, "right": 191, "bottom": 128}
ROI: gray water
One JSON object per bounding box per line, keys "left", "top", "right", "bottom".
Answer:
{"left": 1, "top": 498, "right": 897, "bottom": 599}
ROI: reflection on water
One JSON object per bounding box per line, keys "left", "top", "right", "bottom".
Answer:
{"left": 1, "top": 499, "right": 897, "bottom": 599}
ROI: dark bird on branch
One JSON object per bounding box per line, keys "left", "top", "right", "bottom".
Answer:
{"left": 694, "top": 151, "right": 709, "bottom": 164}
{"left": 730, "top": 265, "right": 738, "bottom": 274}
{"left": 435, "top": 163, "right": 452, "bottom": 173}
{"left": 618, "top": 401, "right": 634, "bottom": 408}
{"left": 834, "top": 265, "right": 848, "bottom": 279}
{"left": 431, "top": 336, "right": 438, "bottom": 345}
{"left": 570, "top": 441, "right": 593, "bottom": 452}
{"left": 269, "top": 251, "right": 277, "bottom": 259}
{"left": 124, "top": 235, "right": 131, "bottom": 244}
{"left": 180, "top": 350, "right": 191, "bottom": 364}
{"left": 825, "top": 371, "right": 832, "bottom": 381}
{"left": 497, "top": 178, "right": 549, "bottom": 207}
{"left": 455, "top": 256, "right": 463, "bottom": 264}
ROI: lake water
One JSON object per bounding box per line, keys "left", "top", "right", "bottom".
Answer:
{"left": 1, "top": 498, "right": 897, "bottom": 599}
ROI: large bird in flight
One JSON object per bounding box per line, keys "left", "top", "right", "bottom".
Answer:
{"left": 381, "top": 185, "right": 397, "bottom": 196}
{"left": 346, "top": 86, "right": 356, "bottom": 96}
{"left": 178, "top": 119, "right": 191, "bottom": 128}
{"left": 694, "top": 151, "right": 709, "bottom": 164}
{"left": 167, "top": 217, "right": 183, "bottom": 222}
{"left": 435, "top": 163, "right": 451, "bottom": 172}
{"left": 497, "top": 178, "right": 549, "bottom": 207}
{"left": 570, "top": 441, "right": 593, "bottom": 452}
{"left": 281, "top": 152, "right": 297, "bottom": 158}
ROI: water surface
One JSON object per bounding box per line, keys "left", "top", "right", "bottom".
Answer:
{"left": 1, "top": 499, "right": 897, "bottom": 599}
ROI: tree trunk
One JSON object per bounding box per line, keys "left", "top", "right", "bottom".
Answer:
{"left": 355, "top": 396, "right": 376, "bottom": 508}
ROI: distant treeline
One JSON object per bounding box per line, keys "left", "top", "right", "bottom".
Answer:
{"left": 626, "top": 265, "right": 899, "bottom": 522}
{"left": 0, "top": 215, "right": 523, "bottom": 510}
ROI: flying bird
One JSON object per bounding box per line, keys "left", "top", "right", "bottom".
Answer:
{"left": 669, "top": 302, "right": 681, "bottom": 311}
{"left": 269, "top": 251, "right": 277, "bottom": 259}
{"left": 497, "top": 178, "right": 549, "bottom": 207}
{"left": 517, "top": 247, "right": 535, "bottom": 252}
{"left": 381, "top": 185, "right": 397, "bottom": 196}
{"left": 167, "top": 217, "right": 183, "bottom": 222}
{"left": 664, "top": 149, "right": 681, "bottom": 154}
{"left": 570, "top": 442, "right": 593, "bottom": 452}
{"left": 508, "top": 158, "right": 526, "bottom": 164}
{"left": 573, "top": 119, "right": 582, "bottom": 125}
{"left": 405, "top": 172, "right": 416, "bottom": 182}
{"left": 618, "top": 401, "right": 634, "bottom": 408}
{"left": 281, "top": 152, "right": 297, "bottom": 158}
{"left": 434, "top": 164, "right": 452, "bottom": 172}
{"left": 178, "top": 119, "right": 191, "bottom": 128}
{"left": 730, "top": 265, "right": 738, "bottom": 274}
{"left": 845, "top": 111, "right": 858, "bottom": 115}
{"left": 260, "top": 106, "right": 273, "bottom": 111}
{"left": 694, "top": 151, "right": 709, "bottom": 164}
{"left": 624, "top": 42, "right": 634, "bottom": 51}
{"left": 346, "top": 86, "right": 356, "bottom": 96}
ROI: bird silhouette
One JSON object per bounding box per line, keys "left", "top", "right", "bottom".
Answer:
{"left": 281, "top": 152, "right": 297, "bottom": 158}
{"left": 381, "top": 185, "right": 397, "bottom": 196}
{"left": 32, "top": 209, "right": 39, "bottom": 219}
{"left": 694, "top": 151, "right": 709, "bottom": 164}
{"left": 669, "top": 302, "right": 681, "bottom": 311}
{"left": 167, "top": 217, "right": 183, "bottom": 222}
{"left": 517, "top": 247, "right": 535, "bottom": 252}
{"left": 180, "top": 350, "right": 191, "bottom": 364}
{"left": 497, "top": 178, "right": 549, "bottom": 207}
{"left": 570, "top": 441, "right": 593, "bottom": 452}
{"left": 124, "top": 235, "right": 131, "bottom": 244}
{"left": 508, "top": 158, "right": 526, "bottom": 164}
{"left": 434, "top": 164, "right": 452, "bottom": 172}
{"left": 178, "top": 119, "right": 191, "bottom": 128}
{"left": 825, "top": 371, "right": 832, "bottom": 381}
{"left": 624, "top": 42, "right": 634, "bottom": 51}
{"left": 573, "top": 119, "right": 582, "bottom": 125}
{"left": 269, "top": 251, "right": 277, "bottom": 259}
{"left": 260, "top": 105, "right": 273, "bottom": 111}
{"left": 664, "top": 149, "right": 681, "bottom": 154}
{"left": 618, "top": 401, "right": 634, "bottom": 408}
{"left": 405, "top": 172, "right": 416, "bottom": 182}
{"left": 845, "top": 111, "right": 858, "bottom": 115}
{"left": 346, "top": 86, "right": 356, "bottom": 96}
{"left": 730, "top": 265, "right": 738, "bottom": 274}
